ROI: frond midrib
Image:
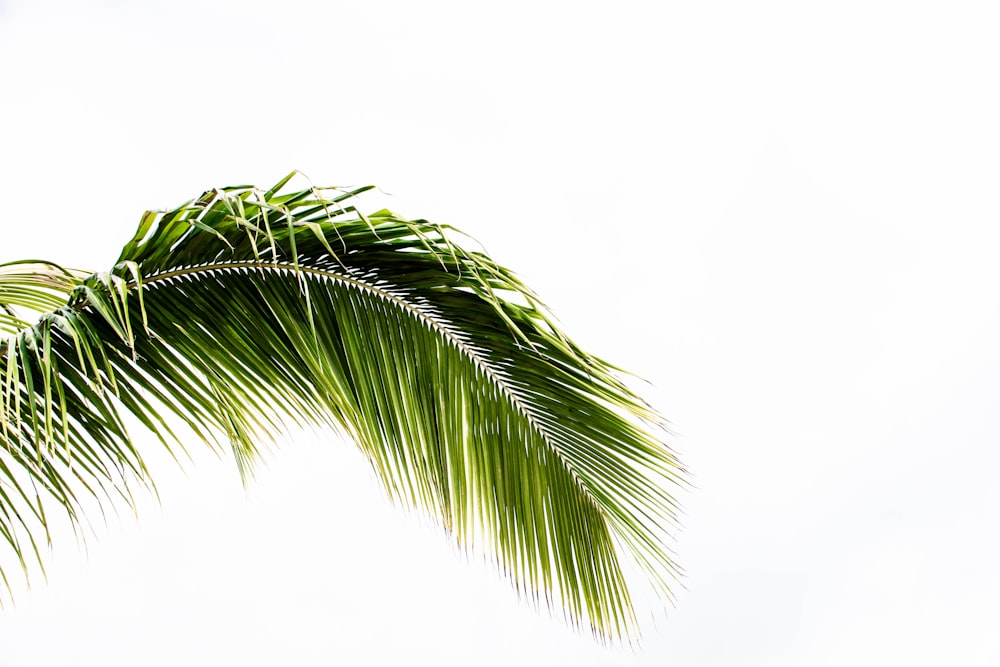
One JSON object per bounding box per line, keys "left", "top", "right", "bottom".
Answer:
{"left": 139, "top": 259, "right": 607, "bottom": 518}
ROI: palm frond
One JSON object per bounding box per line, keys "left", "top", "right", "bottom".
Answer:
{"left": 0, "top": 175, "right": 685, "bottom": 639}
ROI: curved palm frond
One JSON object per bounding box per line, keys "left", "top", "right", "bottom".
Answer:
{"left": 0, "top": 175, "right": 685, "bottom": 639}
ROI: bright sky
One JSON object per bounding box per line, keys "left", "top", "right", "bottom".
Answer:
{"left": 2, "top": 1, "right": 999, "bottom": 664}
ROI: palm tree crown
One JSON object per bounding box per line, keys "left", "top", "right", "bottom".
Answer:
{"left": 0, "top": 174, "right": 684, "bottom": 639}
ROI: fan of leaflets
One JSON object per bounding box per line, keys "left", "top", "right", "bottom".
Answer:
{"left": 0, "top": 175, "right": 684, "bottom": 639}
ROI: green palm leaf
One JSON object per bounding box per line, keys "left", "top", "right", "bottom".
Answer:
{"left": 0, "top": 175, "right": 684, "bottom": 639}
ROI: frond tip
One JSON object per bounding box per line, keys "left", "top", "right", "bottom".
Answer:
{"left": 0, "top": 174, "right": 685, "bottom": 639}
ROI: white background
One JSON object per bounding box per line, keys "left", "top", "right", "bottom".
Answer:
{"left": 2, "top": 1, "right": 999, "bottom": 664}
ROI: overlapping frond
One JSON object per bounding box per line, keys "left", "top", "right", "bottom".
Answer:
{"left": 0, "top": 175, "right": 685, "bottom": 638}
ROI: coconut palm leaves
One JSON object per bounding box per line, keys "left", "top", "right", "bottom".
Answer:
{"left": 0, "top": 175, "right": 684, "bottom": 639}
